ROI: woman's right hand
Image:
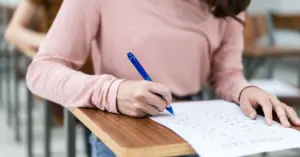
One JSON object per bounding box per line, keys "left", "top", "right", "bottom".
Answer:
{"left": 117, "top": 80, "right": 172, "bottom": 117}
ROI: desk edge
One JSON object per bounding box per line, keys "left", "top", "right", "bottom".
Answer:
{"left": 69, "top": 108, "right": 196, "bottom": 157}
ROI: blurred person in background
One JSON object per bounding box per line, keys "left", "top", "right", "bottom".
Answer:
{"left": 4, "top": 0, "right": 92, "bottom": 156}
{"left": 5, "top": 0, "right": 61, "bottom": 57}
{"left": 5, "top": 0, "right": 64, "bottom": 126}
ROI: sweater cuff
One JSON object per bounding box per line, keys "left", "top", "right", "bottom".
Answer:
{"left": 106, "top": 79, "right": 126, "bottom": 114}
{"left": 231, "top": 81, "right": 251, "bottom": 104}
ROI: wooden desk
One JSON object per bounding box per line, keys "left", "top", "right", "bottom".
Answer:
{"left": 70, "top": 107, "right": 300, "bottom": 157}
{"left": 244, "top": 46, "right": 300, "bottom": 58}
{"left": 243, "top": 46, "right": 300, "bottom": 79}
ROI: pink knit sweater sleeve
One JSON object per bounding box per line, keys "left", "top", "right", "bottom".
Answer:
{"left": 210, "top": 14, "right": 250, "bottom": 103}
{"left": 26, "top": 0, "right": 123, "bottom": 113}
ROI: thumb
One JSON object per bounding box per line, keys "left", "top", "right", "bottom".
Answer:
{"left": 240, "top": 100, "right": 257, "bottom": 120}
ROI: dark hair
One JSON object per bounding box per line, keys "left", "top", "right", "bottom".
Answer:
{"left": 204, "top": 0, "right": 251, "bottom": 25}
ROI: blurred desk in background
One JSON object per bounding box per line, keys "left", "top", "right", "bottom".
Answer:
{"left": 243, "top": 46, "right": 300, "bottom": 80}
{"left": 244, "top": 46, "right": 300, "bottom": 58}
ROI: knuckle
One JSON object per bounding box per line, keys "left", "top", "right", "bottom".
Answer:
{"left": 278, "top": 103, "right": 286, "bottom": 108}
{"left": 134, "top": 91, "right": 146, "bottom": 100}
{"left": 286, "top": 105, "right": 292, "bottom": 109}
{"left": 275, "top": 104, "right": 284, "bottom": 110}
{"left": 158, "top": 106, "right": 165, "bottom": 112}
{"left": 157, "top": 83, "right": 169, "bottom": 92}
{"left": 240, "top": 106, "right": 248, "bottom": 112}
{"left": 142, "top": 81, "right": 152, "bottom": 87}
{"left": 153, "top": 111, "right": 160, "bottom": 116}
{"left": 133, "top": 103, "right": 143, "bottom": 110}
{"left": 131, "top": 112, "right": 139, "bottom": 117}
{"left": 150, "top": 110, "right": 159, "bottom": 116}
{"left": 277, "top": 111, "right": 286, "bottom": 117}
{"left": 281, "top": 103, "right": 287, "bottom": 106}
{"left": 130, "top": 110, "right": 140, "bottom": 117}
{"left": 165, "top": 87, "right": 172, "bottom": 94}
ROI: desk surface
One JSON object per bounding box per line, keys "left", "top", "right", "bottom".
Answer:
{"left": 244, "top": 46, "right": 300, "bottom": 58}
{"left": 70, "top": 107, "right": 300, "bottom": 157}
{"left": 70, "top": 108, "right": 195, "bottom": 157}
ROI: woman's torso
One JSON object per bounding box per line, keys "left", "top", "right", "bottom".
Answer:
{"left": 92, "top": 0, "right": 228, "bottom": 96}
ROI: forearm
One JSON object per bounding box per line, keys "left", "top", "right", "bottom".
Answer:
{"left": 5, "top": 25, "right": 45, "bottom": 51}
{"left": 17, "top": 43, "right": 37, "bottom": 57}
{"left": 211, "top": 71, "right": 249, "bottom": 103}
{"left": 26, "top": 56, "right": 124, "bottom": 113}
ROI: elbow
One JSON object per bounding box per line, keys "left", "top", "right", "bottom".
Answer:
{"left": 25, "top": 63, "right": 36, "bottom": 93}
{"left": 4, "top": 26, "right": 14, "bottom": 44}
{"left": 4, "top": 25, "right": 20, "bottom": 47}
{"left": 4, "top": 25, "right": 24, "bottom": 47}
{"left": 25, "top": 60, "right": 43, "bottom": 96}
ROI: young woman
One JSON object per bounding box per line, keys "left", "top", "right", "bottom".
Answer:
{"left": 25, "top": 0, "right": 300, "bottom": 156}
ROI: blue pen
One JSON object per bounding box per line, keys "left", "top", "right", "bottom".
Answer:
{"left": 127, "top": 52, "right": 174, "bottom": 115}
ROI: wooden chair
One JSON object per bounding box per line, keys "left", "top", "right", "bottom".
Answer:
{"left": 243, "top": 14, "right": 273, "bottom": 79}
{"left": 243, "top": 13, "right": 300, "bottom": 79}
{"left": 271, "top": 13, "right": 300, "bottom": 31}
{"left": 268, "top": 13, "right": 300, "bottom": 85}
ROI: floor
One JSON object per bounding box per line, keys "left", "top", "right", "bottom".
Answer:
{"left": 0, "top": 61, "right": 300, "bottom": 157}
{"left": 0, "top": 80, "right": 86, "bottom": 157}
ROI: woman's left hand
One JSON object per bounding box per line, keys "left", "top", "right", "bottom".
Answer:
{"left": 239, "top": 86, "right": 300, "bottom": 127}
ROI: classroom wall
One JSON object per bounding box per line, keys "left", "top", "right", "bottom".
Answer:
{"left": 248, "top": 0, "right": 300, "bottom": 13}
{"left": 247, "top": 0, "right": 280, "bottom": 14}
{"left": 277, "top": 0, "right": 300, "bottom": 13}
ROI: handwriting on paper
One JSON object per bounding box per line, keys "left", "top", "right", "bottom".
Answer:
{"left": 150, "top": 100, "right": 300, "bottom": 157}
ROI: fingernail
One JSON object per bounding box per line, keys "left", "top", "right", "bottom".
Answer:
{"left": 250, "top": 112, "right": 256, "bottom": 120}
{"left": 286, "top": 122, "right": 291, "bottom": 127}
{"left": 267, "top": 119, "right": 273, "bottom": 125}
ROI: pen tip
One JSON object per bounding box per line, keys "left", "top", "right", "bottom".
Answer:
{"left": 166, "top": 107, "right": 174, "bottom": 115}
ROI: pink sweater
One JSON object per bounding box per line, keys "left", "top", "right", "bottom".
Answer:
{"left": 26, "top": 0, "right": 249, "bottom": 113}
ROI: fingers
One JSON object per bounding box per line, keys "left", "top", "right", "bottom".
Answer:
{"left": 140, "top": 103, "right": 161, "bottom": 116}
{"left": 133, "top": 85, "right": 167, "bottom": 112}
{"left": 285, "top": 106, "right": 300, "bottom": 126}
{"left": 147, "top": 82, "right": 172, "bottom": 105}
{"left": 257, "top": 97, "right": 273, "bottom": 125}
{"left": 240, "top": 99, "right": 257, "bottom": 120}
{"left": 128, "top": 107, "right": 147, "bottom": 118}
{"left": 269, "top": 97, "right": 290, "bottom": 127}
{"left": 132, "top": 101, "right": 160, "bottom": 116}
{"left": 143, "top": 92, "right": 166, "bottom": 112}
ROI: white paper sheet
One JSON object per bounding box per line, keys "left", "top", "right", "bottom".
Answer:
{"left": 150, "top": 100, "right": 300, "bottom": 157}
{"left": 249, "top": 79, "right": 300, "bottom": 97}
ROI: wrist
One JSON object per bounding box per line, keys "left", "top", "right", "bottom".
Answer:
{"left": 238, "top": 86, "right": 258, "bottom": 103}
